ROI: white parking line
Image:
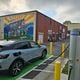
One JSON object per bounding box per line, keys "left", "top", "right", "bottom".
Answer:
{"left": 17, "top": 56, "right": 53, "bottom": 80}
{"left": 19, "top": 79, "right": 31, "bottom": 80}
{"left": 34, "top": 69, "right": 53, "bottom": 73}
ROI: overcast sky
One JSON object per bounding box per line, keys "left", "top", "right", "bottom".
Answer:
{"left": 0, "top": 0, "right": 80, "bottom": 23}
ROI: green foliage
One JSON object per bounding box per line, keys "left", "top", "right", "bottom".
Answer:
{"left": 4, "top": 34, "right": 33, "bottom": 40}
{"left": 63, "top": 21, "right": 71, "bottom": 24}
{"left": 62, "top": 62, "right": 68, "bottom": 74}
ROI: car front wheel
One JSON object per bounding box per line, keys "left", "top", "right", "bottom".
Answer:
{"left": 9, "top": 59, "right": 24, "bottom": 76}
{"left": 40, "top": 50, "right": 47, "bottom": 59}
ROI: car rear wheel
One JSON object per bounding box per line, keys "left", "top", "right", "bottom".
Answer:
{"left": 40, "top": 50, "right": 47, "bottom": 59}
{"left": 9, "top": 59, "right": 24, "bottom": 76}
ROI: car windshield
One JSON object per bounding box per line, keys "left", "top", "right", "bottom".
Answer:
{"left": 0, "top": 43, "right": 13, "bottom": 51}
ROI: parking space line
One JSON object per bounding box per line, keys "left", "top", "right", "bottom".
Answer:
{"left": 34, "top": 69, "right": 53, "bottom": 73}
{"left": 17, "top": 56, "right": 53, "bottom": 80}
{"left": 20, "top": 79, "right": 31, "bottom": 80}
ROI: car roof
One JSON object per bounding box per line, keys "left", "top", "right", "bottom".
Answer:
{"left": 0, "top": 40, "right": 15, "bottom": 46}
{"left": 0, "top": 40, "right": 33, "bottom": 46}
{"left": 12, "top": 40, "right": 34, "bottom": 44}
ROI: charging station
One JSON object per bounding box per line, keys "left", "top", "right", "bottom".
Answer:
{"left": 69, "top": 29, "right": 80, "bottom": 80}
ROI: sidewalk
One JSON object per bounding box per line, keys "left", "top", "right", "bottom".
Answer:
{"left": 19, "top": 57, "right": 68, "bottom": 80}
{"left": 44, "top": 57, "right": 68, "bottom": 80}
{"left": 44, "top": 73, "right": 68, "bottom": 80}
{"left": 34, "top": 57, "right": 68, "bottom": 80}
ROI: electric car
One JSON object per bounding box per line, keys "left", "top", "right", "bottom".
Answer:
{"left": 0, "top": 40, "right": 47, "bottom": 76}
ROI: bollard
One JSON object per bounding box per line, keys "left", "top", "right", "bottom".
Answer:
{"left": 50, "top": 42, "right": 53, "bottom": 55}
{"left": 37, "top": 40, "right": 40, "bottom": 45}
{"left": 54, "top": 61, "right": 61, "bottom": 80}
{"left": 62, "top": 43, "right": 65, "bottom": 58}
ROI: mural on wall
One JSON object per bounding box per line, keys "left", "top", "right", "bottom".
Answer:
{"left": 3, "top": 13, "right": 34, "bottom": 40}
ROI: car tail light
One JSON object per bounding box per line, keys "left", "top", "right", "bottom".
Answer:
{"left": 0, "top": 54, "right": 9, "bottom": 59}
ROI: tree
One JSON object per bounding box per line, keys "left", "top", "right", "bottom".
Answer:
{"left": 63, "top": 21, "right": 71, "bottom": 24}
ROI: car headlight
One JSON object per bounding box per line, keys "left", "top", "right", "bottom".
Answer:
{"left": 0, "top": 54, "right": 9, "bottom": 59}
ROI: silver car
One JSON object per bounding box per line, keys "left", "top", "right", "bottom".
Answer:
{"left": 0, "top": 40, "right": 47, "bottom": 76}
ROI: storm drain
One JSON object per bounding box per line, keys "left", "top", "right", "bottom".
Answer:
{"left": 22, "top": 70, "right": 41, "bottom": 79}
{"left": 35, "top": 64, "right": 48, "bottom": 70}
{"left": 44, "top": 59, "right": 53, "bottom": 64}
{"left": 21, "top": 56, "right": 55, "bottom": 79}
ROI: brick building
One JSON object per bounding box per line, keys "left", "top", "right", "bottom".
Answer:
{"left": 0, "top": 11, "right": 67, "bottom": 42}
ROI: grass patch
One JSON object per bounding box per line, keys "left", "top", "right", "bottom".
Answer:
{"left": 62, "top": 61, "right": 68, "bottom": 74}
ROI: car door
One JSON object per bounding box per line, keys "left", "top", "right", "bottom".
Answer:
{"left": 29, "top": 41, "right": 42, "bottom": 59}
{"left": 14, "top": 42, "right": 33, "bottom": 62}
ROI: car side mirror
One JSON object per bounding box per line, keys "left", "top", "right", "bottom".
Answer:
{"left": 38, "top": 44, "right": 41, "bottom": 48}
{"left": 36, "top": 42, "right": 40, "bottom": 47}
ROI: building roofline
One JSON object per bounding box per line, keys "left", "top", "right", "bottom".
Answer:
{"left": 0, "top": 10, "right": 38, "bottom": 17}
{"left": 36, "top": 11, "right": 67, "bottom": 27}
{"left": 71, "top": 23, "right": 80, "bottom": 24}
{"left": 0, "top": 10, "right": 66, "bottom": 27}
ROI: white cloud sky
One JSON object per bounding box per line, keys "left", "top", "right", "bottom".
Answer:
{"left": 0, "top": 0, "right": 80, "bottom": 23}
{"left": 9, "top": 0, "right": 29, "bottom": 12}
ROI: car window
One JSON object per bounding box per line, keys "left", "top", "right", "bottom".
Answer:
{"left": 30, "top": 42, "right": 39, "bottom": 48}
{"left": 14, "top": 42, "right": 30, "bottom": 49}
{"left": 16, "top": 44, "right": 29, "bottom": 49}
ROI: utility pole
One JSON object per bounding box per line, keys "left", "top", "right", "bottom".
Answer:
{"left": 69, "top": 29, "right": 80, "bottom": 80}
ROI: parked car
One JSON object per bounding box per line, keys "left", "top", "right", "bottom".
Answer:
{"left": 0, "top": 40, "right": 47, "bottom": 76}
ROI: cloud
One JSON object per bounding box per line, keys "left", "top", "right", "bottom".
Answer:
{"left": 0, "top": 0, "right": 80, "bottom": 23}
{"left": 54, "top": 0, "right": 80, "bottom": 22}
{"left": 26, "top": 0, "right": 80, "bottom": 22}
{"left": 0, "top": 0, "right": 10, "bottom": 4}
{"left": 9, "top": 0, "right": 30, "bottom": 12}
{"left": 0, "top": 0, "right": 30, "bottom": 15}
